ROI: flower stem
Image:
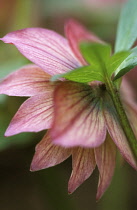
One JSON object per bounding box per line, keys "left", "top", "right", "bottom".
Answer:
{"left": 106, "top": 78, "right": 137, "bottom": 162}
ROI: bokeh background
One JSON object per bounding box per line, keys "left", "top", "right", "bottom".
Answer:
{"left": 0, "top": 0, "right": 137, "bottom": 209}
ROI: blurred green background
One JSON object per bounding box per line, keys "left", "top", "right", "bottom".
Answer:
{"left": 0, "top": 0, "right": 137, "bottom": 209}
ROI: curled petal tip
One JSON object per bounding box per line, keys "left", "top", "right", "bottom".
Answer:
{"left": 96, "top": 190, "right": 104, "bottom": 201}
{"left": 96, "top": 195, "right": 101, "bottom": 202}
{"left": 68, "top": 182, "right": 76, "bottom": 194}
{"left": 30, "top": 163, "right": 35, "bottom": 172}
{"left": 4, "top": 129, "right": 12, "bottom": 137}
{"left": 29, "top": 167, "right": 34, "bottom": 172}
{"left": 68, "top": 190, "right": 72, "bottom": 195}
{"left": 0, "top": 36, "right": 10, "bottom": 44}
{"left": 29, "top": 164, "right": 39, "bottom": 172}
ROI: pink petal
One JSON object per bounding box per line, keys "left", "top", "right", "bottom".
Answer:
{"left": 5, "top": 93, "right": 54, "bottom": 136}
{"left": 121, "top": 67, "right": 137, "bottom": 104}
{"left": 95, "top": 134, "right": 116, "bottom": 200}
{"left": 121, "top": 76, "right": 137, "bottom": 106}
{"left": 68, "top": 147, "right": 96, "bottom": 193}
{"left": 123, "top": 101, "right": 137, "bottom": 138}
{"left": 51, "top": 81, "right": 106, "bottom": 148}
{"left": 104, "top": 93, "right": 137, "bottom": 170}
{"left": 30, "top": 132, "right": 72, "bottom": 171}
{"left": 0, "top": 64, "right": 55, "bottom": 97}
{"left": 65, "top": 19, "right": 103, "bottom": 65}
{"left": 1, "top": 28, "right": 81, "bottom": 75}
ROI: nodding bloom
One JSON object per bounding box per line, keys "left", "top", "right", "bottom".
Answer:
{"left": 0, "top": 20, "right": 137, "bottom": 200}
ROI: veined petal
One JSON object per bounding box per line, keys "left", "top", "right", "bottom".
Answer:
{"left": 5, "top": 93, "right": 54, "bottom": 136}
{"left": 0, "top": 28, "right": 81, "bottom": 75}
{"left": 65, "top": 19, "right": 102, "bottom": 65}
{"left": 95, "top": 134, "right": 116, "bottom": 200}
{"left": 31, "top": 132, "right": 72, "bottom": 171}
{"left": 0, "top": 64, "right": 55, "bottom": 97}
{"left": 103, "top": 93, "right": 137, "bottom": 170}
{"left": 51, "top": 81, "right": 106, "bottom": 148}
{"left": 68, "top": 147, "right": 96, "bottom": 193}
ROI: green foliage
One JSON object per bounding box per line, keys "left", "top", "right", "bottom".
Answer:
{"left": 52, "top": 43, "right": 130, "bottom": 83}
{"left": 80, "top": 42, "right": 111, "bottom": 67}
{"left": 51, "top": 43, "right": 111, "bottom": 83}
{"left": 115, "top": 0, "right": 137, "bottom": 52}
{"left": 107, "top": 51, "right": 130, "bottom": 78}
{"left": 52, "top": 65, "right": 104, "bottom": 83}
{"left": 114, "top": 47, "right": 137, "bottom": 80}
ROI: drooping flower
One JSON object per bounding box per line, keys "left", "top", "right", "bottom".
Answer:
{"left": 0, "top": 19, "right": 137, "bottom": 200}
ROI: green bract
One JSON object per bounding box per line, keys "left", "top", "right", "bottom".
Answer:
{"left": 107, "top": 51, "right": 130, "bottom": 78}
{"left": 62, "top": 43, "right": 111, "bottom": 83}
{"left": 114, "top": 47, "right": 137, "bottom": 80}
{"left": 80, "top": 42, "right": 111, "bottom": 67}
{"left": 51, "top": 43, "right": 130, "bottom": 83}
{"left": 51, "top": 65, "right": 104, "bottom": 83}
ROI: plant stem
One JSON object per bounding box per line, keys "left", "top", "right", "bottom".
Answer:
{"left": 106, "top": 78, "right": 137, "bottom": 162}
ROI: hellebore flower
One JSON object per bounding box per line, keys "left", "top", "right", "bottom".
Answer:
{"left": 0, "top": 19, "right": 137, "bottom": 200}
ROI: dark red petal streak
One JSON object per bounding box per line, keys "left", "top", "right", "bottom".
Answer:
{"left": 95, "top": 134, "right": 116, "bottom": 200}
{"left": 1, "top": 28, "right": 81, "bottom": 75}
{"left": 31, "top": 132, "right": 72, "bottom": 171}
{"left": 68, "top": 147, "right": 96, "bottom": 193}
{"left": 0, "top": 65, "right": 55, "bottom": 97}
{"left": 5, "top": 93, "right": 54, "bottom": 136}
{"left": 51, "top": 81, "right": 106, "bottom": 148}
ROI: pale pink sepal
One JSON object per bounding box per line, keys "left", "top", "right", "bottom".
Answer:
{"left": 121, "top": 68, "right": 137, "bottom": 105}
{"left": 95, "top": 134, "right": 116, "bottom": 200}
{"left": 123, "top": 101, "right": 137, "bottom": 139}
{"left": 5, "top": 93, "right": 54, "bottom": 136}
{"left": 120, "top": 77, "right": 136, "bottom": 107}
{"left": 68, "top": 147, "right": 96, "bottom": 193}
{"left": 104, "top": 94, "right": 137, "bottom": 170}
{"left": 0, "top": 64, "right": 55, "bottom": 97}
{"left": 65, "top": 19, "right": 103, "bottom": 65}
{"left": 30, "top": 132, "right": 72, "bottom": 171}
{"left": 51, "top": 81, "right": 106, "bottom": 148}
{"left": 0, "top": 28, "right": 81, "bottom": 76}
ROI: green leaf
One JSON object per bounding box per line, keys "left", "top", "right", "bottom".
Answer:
{"left": 115, "top": 0, "right": 137, "bottom": 52}
{"left": 80, "top": 42, "right": 111, "bottom": 68}
{"left": 51, "top": 43, "right": 130, "bottom": 83}
{"left": 51, "top": 43, "right": 112, "bottom": 83}
{"left": 51, "top": 65, "right": 104, "bottom": 83}
{"left": 114, "top": 47, "right": 137, "bottom": 80}
{"left": 107, "top": 51, "right": 131, "bottom": 77}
